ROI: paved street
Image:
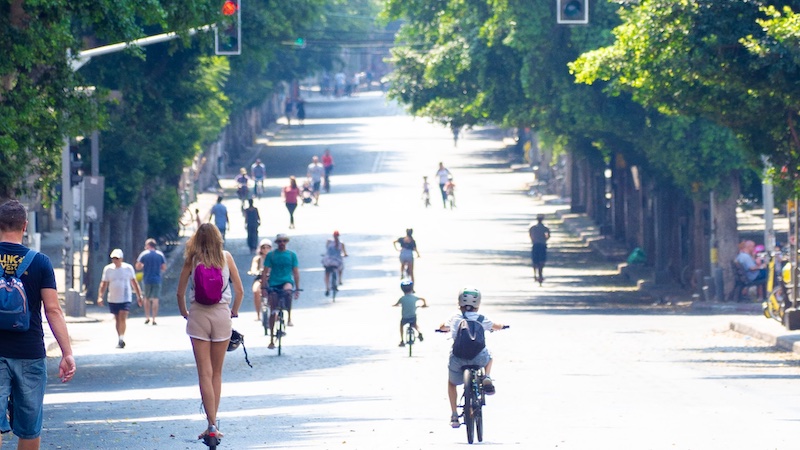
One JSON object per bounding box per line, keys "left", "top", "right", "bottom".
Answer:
{"left": 26, "top": 92, "right": 800, "bottom": 449}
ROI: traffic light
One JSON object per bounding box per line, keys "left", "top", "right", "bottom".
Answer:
{"left": 215, "top": 0, "right": 241, "bottom": 55}
{"left": 69, "top": 146, "right": 84, "bottom": 187}
{"left": 557, "top": 0, "right": 588, "bottom": 24}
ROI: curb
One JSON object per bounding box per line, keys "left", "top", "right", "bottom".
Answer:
{"left": 730, "top": 320, "right": 800, "bottom": 354}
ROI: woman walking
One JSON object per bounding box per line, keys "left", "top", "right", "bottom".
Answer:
{"left": 244, "top": 199, "right": 261, "bottom": 254}
{"left": 393, "top": 228, "right": 420, "bottom": 283}
{"left": 176, "top": 224, "right": 244, "bottom": 441}
{"left": 283, "top": 176, "right": 300, "bottom": 229}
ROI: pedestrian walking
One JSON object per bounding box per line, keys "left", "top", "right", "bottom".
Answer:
{"left": 98, "top": 248, "right": 143, "bottom": 348}
{"left": 296, "top": 99, "right": 306, "bottom": 126}
{"left": 244, "top": 198, "right": 261, "bottom": 254}
{"left": 529, "top": 214, "right": 551, "bottom": 285}
{"left": 209, "top": 196, "right": 229, "bottom": 240}
{"left": 0, "top": 200, "right": 76, "bottom": 449}
{"left": 282, "top": 176, "right": 300, "bottom": 229}
{"left": 322, "top": 148, "right": 334, "bottom": 192}
{"left": 176, "top": 223, "right": 244, "bottom": 442}
{"left": 307, "top": 156, "right": 324, "bottom": 205}
{"left": 285, "top": 99, "right": 294, "bottom": 127}
{"left": 435, "top": 162, "right": 452, "bottom": 208}
{"left": 135, "top": 238, "right": 166, "bottom": 325}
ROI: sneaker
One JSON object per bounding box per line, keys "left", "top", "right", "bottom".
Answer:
{"left": 287, "top": 321, "right": 294, "bottom": 327}
{"left": 268, "top": 342, "right": 275, "bottom": 349}
{"left": 483, "top": 377, "right": 495, "bottom": 395}
{"left": 418, "top": 332, "right": 424, "bottom": 342}
{"left": 117, "top": 339, "right": 126, "bottom": 349}
{"left": 144, "top": 319, "right": 150, "bottom": 324}
{"left": 398, "top": 342, "right": 405, "bottom": 347}
{"left": 450, "top": 413, "right": 460, "bottom": 428}
{"left": 325, "top": 290, "right": 329, "bottom": 297}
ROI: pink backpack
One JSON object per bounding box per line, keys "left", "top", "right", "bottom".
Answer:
{"left": 193, "top": 262, "right": 226, "bottom": 305}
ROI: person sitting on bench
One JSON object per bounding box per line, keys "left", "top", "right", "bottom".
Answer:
{"left": 735, "top": 240, "right": 767, "bottom": 299}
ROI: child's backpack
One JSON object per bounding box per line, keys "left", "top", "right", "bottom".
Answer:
{"left": 0, "top": 250, "right": 37, "bottom": 332}
{"left": 193, "top": 262, "right": 226, "bottom": 305}
{"left": 452, "top": 314, "right": 486, "bottom": 359}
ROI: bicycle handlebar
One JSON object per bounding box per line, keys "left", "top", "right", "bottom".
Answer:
{"left": 435, "top": 325, "right": 510, "bottom": 333}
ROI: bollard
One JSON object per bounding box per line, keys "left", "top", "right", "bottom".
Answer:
{"left": 713, "top": 267, "right": 725, "bottom": 301}
{"left": 694, "top": 269, "right": 704, "bottom": 298}
{"left": 64, "top": 289, "right": 86, "bottom": 317}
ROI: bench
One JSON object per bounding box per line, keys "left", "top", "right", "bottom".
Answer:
{"left": 728, "top": 260, "right": 760, "bottom": 302}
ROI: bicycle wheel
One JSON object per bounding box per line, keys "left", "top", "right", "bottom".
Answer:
{"left": 406, "top": 326, "right": 415, "bottom": 357}
{"left": 277, "top": 310, "right": 285, "bottom": 356}
{"left": 330, "top": 270, "right": 338, "bottom": 302}
{"left": 261, "top": 298, "right": 270, "bottom": 336}
{"left": 463, "top": 370, "right": 475, "bottom": 444}
{"left": 476, "top": 377, "right": 484, "bottom": 442}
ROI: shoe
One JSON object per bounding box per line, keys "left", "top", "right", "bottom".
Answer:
{"left": 339, "top": 280, "right": 343, "bottom": 285}
{"left": 117, "top": 340, "right": 126, "bottom": 349}
{"left": 152, "top": 321, "right": 157, "bottom": 326}
{"left": 287, "top": 321, "right": 294, "bottom": 327}
{"left": 418, "top": 333, "right": 424, "bottom": 342}
{"left": 199, "top": 425, "right": 223, "bottom": 441}
{"left": 268, "top": 342, "right": 275, "bottom": 349}
{"left": 144, "top": 319, "right": 150, "bottom": 324}
{"left": 483, "top": 377, "right": 496, "bottom": 395}
{"left": 325, "top": 290, "right": 329, "bottom": 297}
{"left": 276, "top": 330, "right": 286, "bottom": 338}
{"left": 450, "top": 413, "right": 460, "bottom": 428}
{"left": 398, "top": 342, "right": 405, "bottom": 347}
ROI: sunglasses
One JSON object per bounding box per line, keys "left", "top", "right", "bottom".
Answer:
{"left": 275, "top": 240, "right": 287, "bottom": 244}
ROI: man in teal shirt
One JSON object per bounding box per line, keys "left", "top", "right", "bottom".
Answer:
{"left": 261, "top": 233, "right": 300, "bottom": 349}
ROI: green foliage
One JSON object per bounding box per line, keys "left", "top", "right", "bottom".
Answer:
{"left": 147, "top": 183, "right": 180, "bottom": 239}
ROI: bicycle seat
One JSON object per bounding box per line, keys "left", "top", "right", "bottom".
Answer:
{"left": 460, "top": 365, "right": 482, "bottom": 371}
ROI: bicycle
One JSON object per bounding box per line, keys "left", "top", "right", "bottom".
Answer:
{"left": 763, "top": 254, "right": 791, "bottom": 324}
{"left": 328, "top": 267, "right": 339, "bottom": 302}
{"left": 263, "top": 287, "right": 301, "bottom": 356}
{"left": 436, "top": 325, "right": 509, "bottom": 444}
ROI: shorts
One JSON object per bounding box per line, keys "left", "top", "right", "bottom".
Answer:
{"left": 267, "top": 285, "right": 293, "bottom": 312}
{"left": 109, "top": 302, "right": 132, "bottom": 315}
{"left": 532, "top": 243, "right": 547, "bottom": 266}
{"left": 448, "top": 348, "right": 491, "bottom": 386}
{"left": 252, "top": 278, "right": 263, "bottom": 294}
{"left": 143, "top": 283, "right": 161, "bottom": 299}
{"left": 186, "top": 302, "right": 232, "bottom": 342}
{"left": 401, "top": 316, "right": 417, "bottom": 327}
{"left": 399, "top": 249, "right": 414, "bottom": 264}
{"left": 0, "top": 357, "right": 47, "bottom": 439}
{"left": 312, "top": 181, "right": 321, "bottom": 192}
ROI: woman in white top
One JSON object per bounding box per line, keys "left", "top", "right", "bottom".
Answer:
{"left": 177, "top": 223, "right": 244, "bottom": 441}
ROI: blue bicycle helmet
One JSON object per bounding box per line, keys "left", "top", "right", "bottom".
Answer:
{"left": 400, "top": 279, "right": 414, "bottom": 293}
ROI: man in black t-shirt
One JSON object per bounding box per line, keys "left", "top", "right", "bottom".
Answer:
{"left": 0, "top": 200, "right": 75, "bottom": 448}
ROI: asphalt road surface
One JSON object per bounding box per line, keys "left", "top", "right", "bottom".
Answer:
{"left": 29, "top": 92, "right": 800, "bottom": 450}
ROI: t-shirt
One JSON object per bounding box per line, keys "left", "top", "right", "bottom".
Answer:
{"left": 0, "top": 242, "right": 55, "bottom": 359}
{"left": 398, "top": 294, "right": 421, "bottom": 319}
{"left": 308, "top": 163, "right": 324, "bottom": 182}
{"left": 251, "top": 163, "right": 266, "bottom": 179}
{"left": 735, "top": 251, "right": 760, "bottom": 282}
{"left": 436, "top": 168, "right": 450, "bottom": 184}
{"left": 446, "top": 311, "right": 493, "bottom": 340}
{"left": 397, "top": 237, "right": 416, "bottom": 251}
{"left": 137, "top": 249, "right": 166, "bottom": 284}
{"left": 264, "top": 249, "right": 299, "bottom": 287}
{"left": 210, "top": 203, "right": 228, "bottom": 230}
{"left": 529, "top": 223, "right": 550, "bottom": 245}
{"left": 284, "top": 187, "right": 299, "bottom": 204}
{"left": 102, "top": 262, "right": 136, "bottom": 303}
{"left": 322, "top": 154, "right": 334, "bottom": 168}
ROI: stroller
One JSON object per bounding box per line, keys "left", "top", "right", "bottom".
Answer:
{"left": 301, "top": 180, "right": 313, "bottom": 205}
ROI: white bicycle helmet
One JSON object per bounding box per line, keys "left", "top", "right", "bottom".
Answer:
{"left": 458, "top": 287, "right": 481, "bottom": 308}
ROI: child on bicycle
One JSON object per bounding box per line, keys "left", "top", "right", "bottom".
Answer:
{"left": 393, "top": 280, "right": 427, "bottom": 347}
{"left": 438, "top": 286, "right": 505, "bottom": 428}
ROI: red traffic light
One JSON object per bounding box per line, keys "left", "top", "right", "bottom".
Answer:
{"left": 222, "top": 0, "right": 238, "bottom": 16}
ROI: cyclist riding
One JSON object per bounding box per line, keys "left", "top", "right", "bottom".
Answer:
{"left": 322, "top": 231, "right": 348, "bottom": 296}
{"left": 393, "top": 280, "right": 427, "bottom": 347}
{"left": 260, "top": 233, "right": 300, "bottom": 349}
{"left": 438, "top": 287, "right": 506, "bottom": 428}
{"left": 235, "top": 168, "right": 250, "bottom": 210}
{"left": 248, "top": 239, "right": 272, "bottom": 322}
{"left": 250, "top": 158, "right": 266, "bottom": 198}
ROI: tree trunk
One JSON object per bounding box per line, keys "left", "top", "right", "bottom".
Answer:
{"left": 713, "top": 172, "right": 741, "bottom": 298}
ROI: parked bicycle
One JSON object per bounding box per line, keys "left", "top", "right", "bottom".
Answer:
{"left": 764, "top": 252, "right": 791, "bottom": 324}
{"left": 263, "top": 287, "right": 301, "bottom": 355}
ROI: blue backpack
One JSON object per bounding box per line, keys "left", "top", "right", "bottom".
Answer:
{"left": 452, "top": 314, "right": 486, "bottom": 359}
{"left": 0, "top": 250, "right": 36, "bottom": 332}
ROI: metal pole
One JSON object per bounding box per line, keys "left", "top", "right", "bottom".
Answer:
{"left": 762, "top": 157, "right": 775, "bottom": 252}
{"left": 62, "top": 138, "right": 73, "bottom": 292}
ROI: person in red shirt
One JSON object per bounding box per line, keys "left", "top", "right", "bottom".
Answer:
{"left": 282, "top": 176, "right": 300, "bottom": 229}
{"left": 322, "top": 148, "right": 334, "bottom": 192}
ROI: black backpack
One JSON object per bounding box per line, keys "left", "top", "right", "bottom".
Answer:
{"left": 452, "top": 314, "right": 485, "bottom": 359}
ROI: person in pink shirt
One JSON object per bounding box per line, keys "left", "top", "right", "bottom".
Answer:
{"left": 322, "top": 148, "right": 334, "bottom": 192}
{"left": 282, "top": 176, "right": 300, "bottom": 229}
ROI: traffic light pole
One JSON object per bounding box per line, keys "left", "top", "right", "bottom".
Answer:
{"left": 61, "top": 137, "right": 73, "bottom": 293}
